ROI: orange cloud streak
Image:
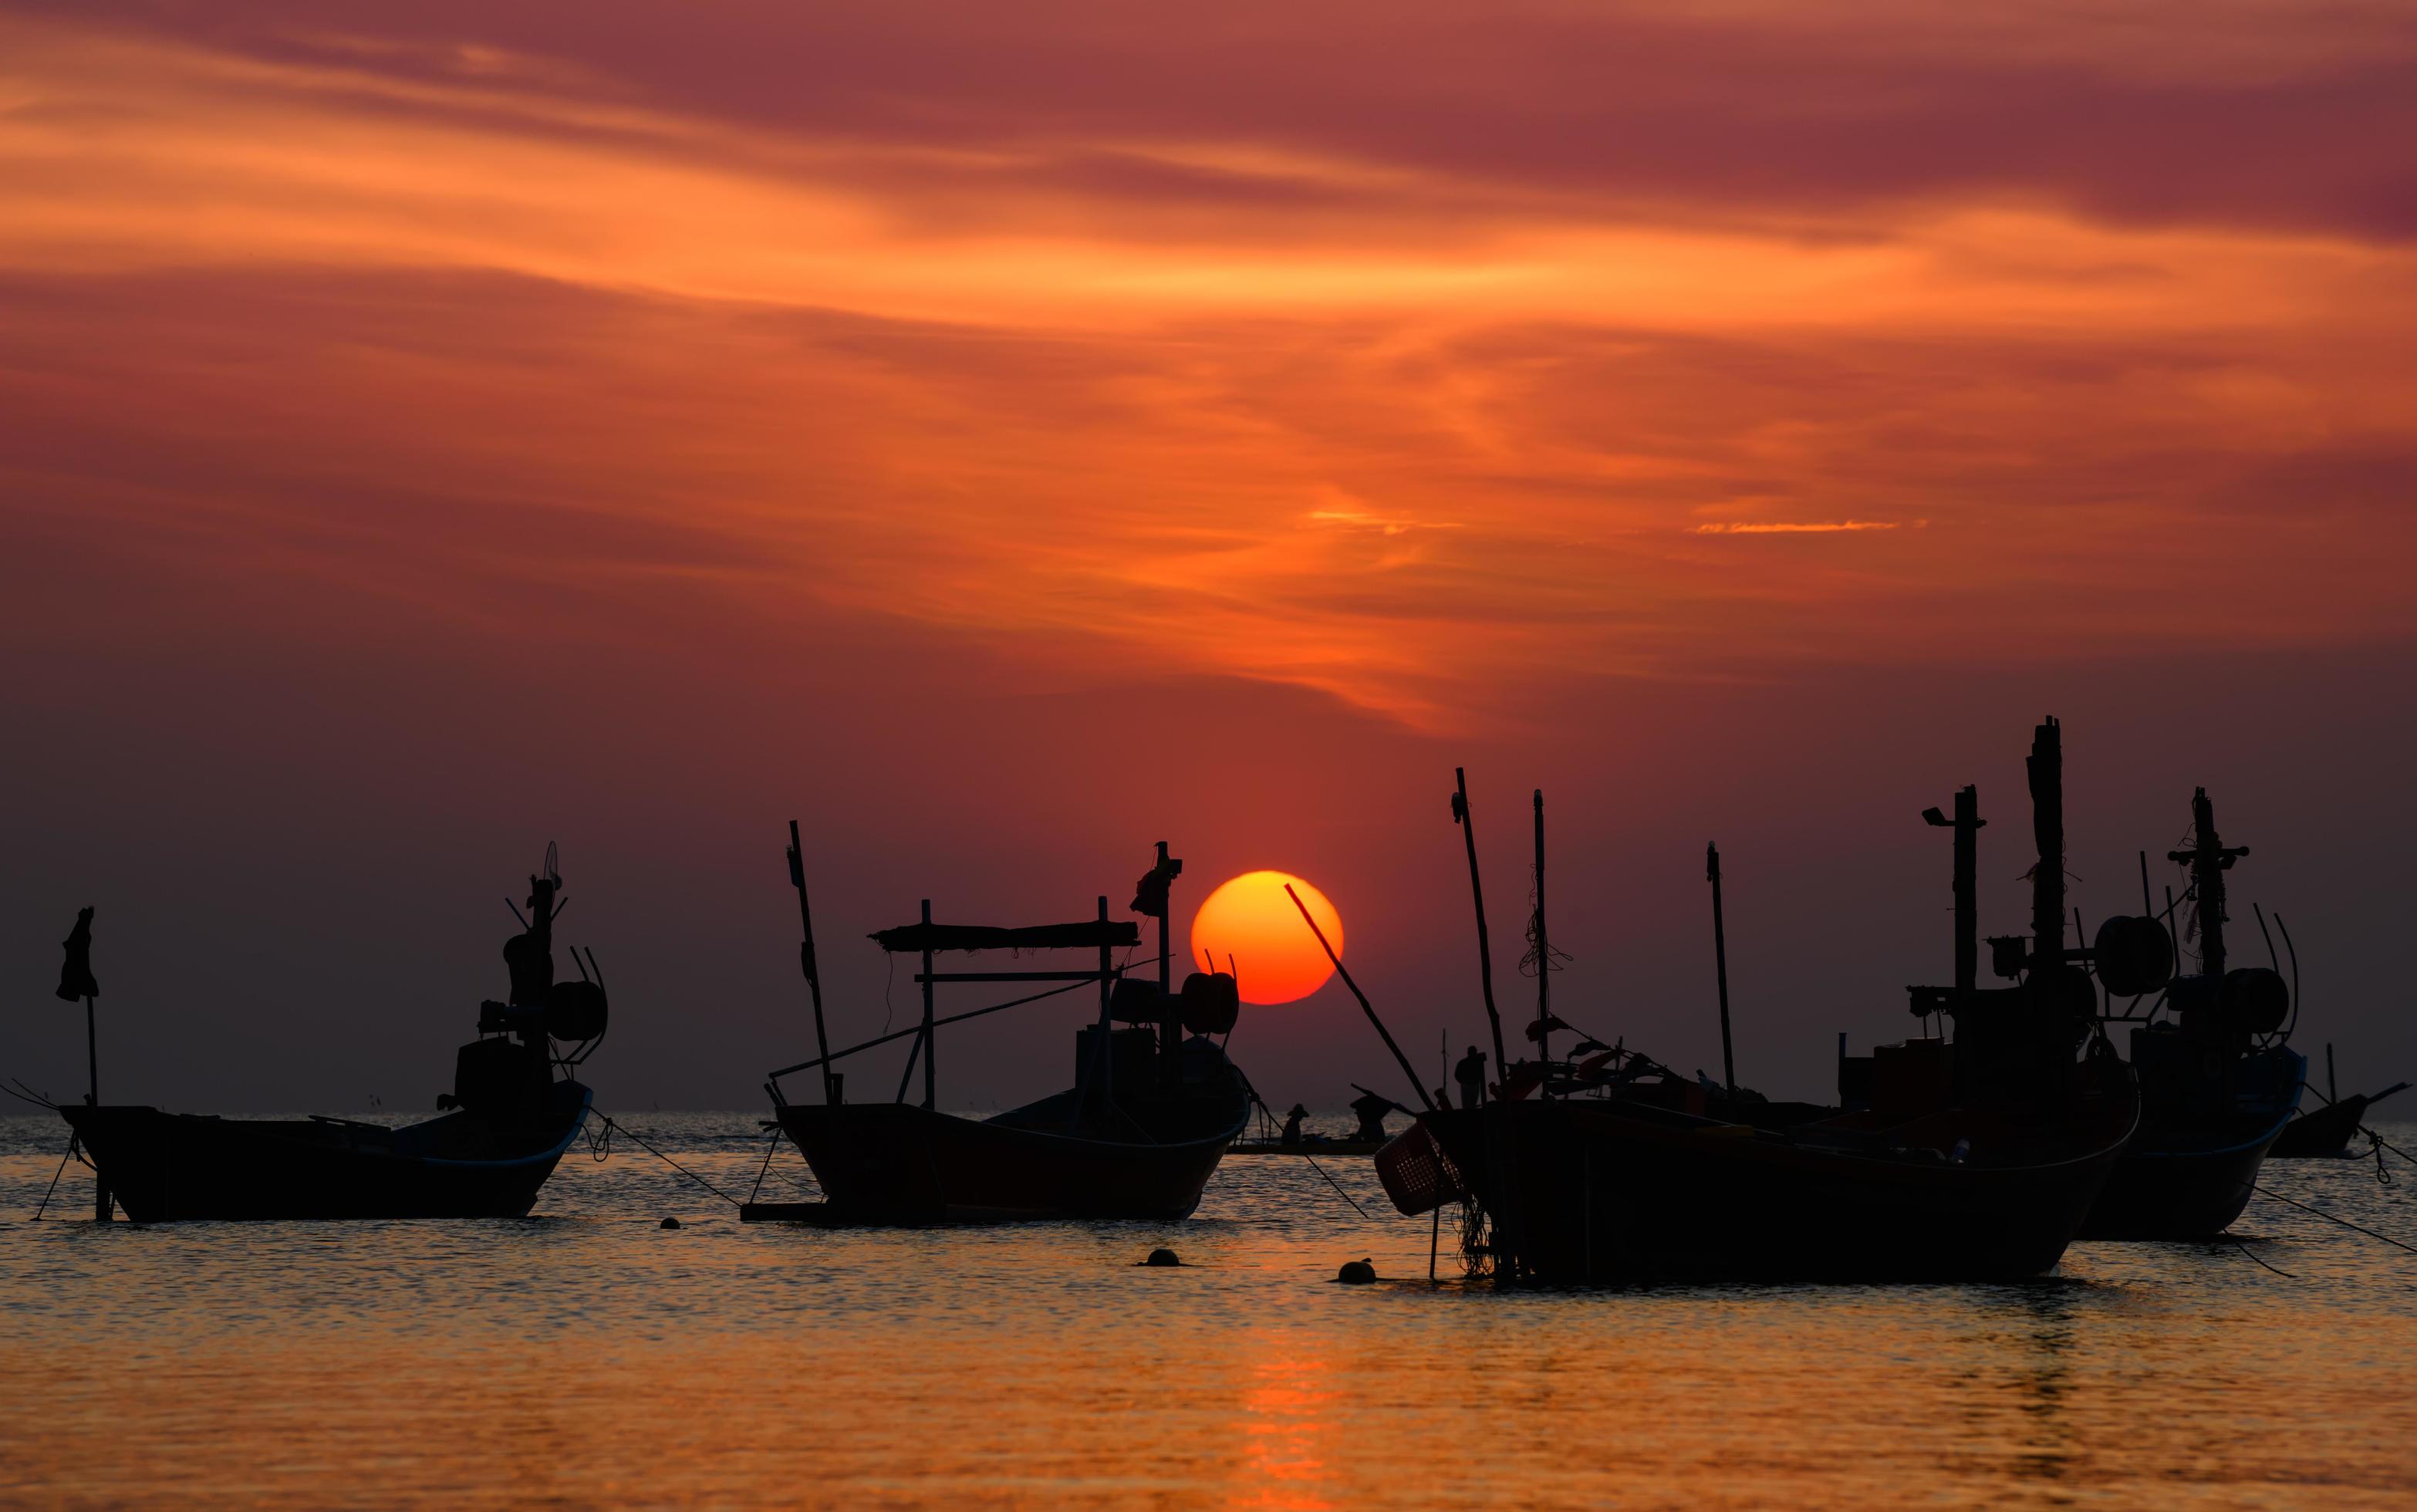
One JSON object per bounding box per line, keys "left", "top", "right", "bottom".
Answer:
{"left": 2, "top": 8, "right": 2413, "bottom": 729}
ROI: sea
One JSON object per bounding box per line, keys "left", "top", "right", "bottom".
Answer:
{"left": 4, "top": 1109, "right": 2415, "bottom": 1508}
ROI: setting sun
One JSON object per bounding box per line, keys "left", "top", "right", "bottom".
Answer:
{"left": 1189, "top": 871, "right": 1344, "bottom": 1005}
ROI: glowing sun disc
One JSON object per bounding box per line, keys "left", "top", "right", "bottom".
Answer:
{"left": 1190, "top": 871, "right": 1344, "bottom": 1005}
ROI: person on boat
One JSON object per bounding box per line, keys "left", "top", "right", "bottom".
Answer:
{"left": 1455, "top": 1045, "right": 1487, "bottom": 1109}
{"left": 1281, "top": 1103, "right": 1309, "bottom": 1146}
{"left": 1349, "top": 1090, "right": 1394, "bottom": 1143}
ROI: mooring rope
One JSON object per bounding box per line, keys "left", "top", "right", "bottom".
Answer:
{"left": 2231, "top": 1237, "right": 2295, "bottom": 1278}
{"left": 2253, "top": 1183, "right": 2417, "bottom": 1258}
{"left": 30, "top": 1135, "right": 79, "bottom": 1221}
{"left": 592, "top": 1112, "right": 744, "bottom": 1209}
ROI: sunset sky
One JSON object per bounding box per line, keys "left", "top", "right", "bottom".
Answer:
{"left": 5, "top": 2, "right": 2413, "bottom": 1110}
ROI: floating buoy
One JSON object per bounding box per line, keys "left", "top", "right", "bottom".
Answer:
{"left": 1336, "top": 1258, "right": 1376, "bottom": 1284}
{"left": 1143, "top": 1247, "right": 1181, "bottom": 1267}
{"left": 660, "top": 1217, "right": 682, "bottom": 1230}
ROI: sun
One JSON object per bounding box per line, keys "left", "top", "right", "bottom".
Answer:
{"left": 1189, "top": 871, "right": 1345, "bottom": 1005}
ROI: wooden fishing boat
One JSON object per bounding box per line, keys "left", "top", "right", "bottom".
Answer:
{"left": 1362, "top": 719, "right": 2144, "bottom": 1283}
{"left": 63, "top": 1081, "right": 595, "bottom": 1222}
{"left": 759, "top": 838, "right": 1251, "bottom": 1224}
{"left": 1398, "top": 1066, "right": 2135, "bottom": 1282}
{"left": 2077, "top": 788, "right": 2306, "bottom": 1237}
{"left": 56, "top": 848, "right": 607, "bottom": 1223}
{"left": 2272, "top": 1085, "right": 2409, "bottom": 1157}
{"left": 2081, "top": 1093, "right": 2293, "bottom": 1237}
{"left": 2270, "top": 1044, "right": 2406, "bottom": 1158}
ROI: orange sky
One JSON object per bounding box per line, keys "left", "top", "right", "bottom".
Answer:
{"left": 4, "top": 2, "right": 2414, "bottom": 1107}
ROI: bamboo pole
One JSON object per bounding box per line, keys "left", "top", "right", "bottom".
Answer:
{"left": 920, "top": 899, "right": 936, "bottom": 1112}
{"left": 1284, "top": 884, "right": 1436, "bottom": 1112}
{"left": 1707, "top": 844, "right": 1736, "bottom": 1095}
{"left": 86, "top": 993, "right": 107, "bottom": 1222}
{"left": 788, "top": 822, "right": 838, "bottom": 1106}
{"left": 1532, "top": 789, "right": 1551, "bottom": 1077}
{"left": 1452, "top": 769, "right": 1509, "bottom": 1092}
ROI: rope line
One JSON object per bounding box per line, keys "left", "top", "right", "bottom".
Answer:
{"left": 31, "top": 1135, "right": 78, "bottom": 1221}
{"left": 2232, "top": 1237, "right": 2296, "bottom": 1278}
{"left": 593, "top": 1113, "right": 744, "bottom": 1209}
{"left": 2253, "top": 1183, "right": 2417, "bottom": 1257}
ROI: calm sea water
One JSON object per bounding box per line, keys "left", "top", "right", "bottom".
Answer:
{"left": 4, "top": 1109, "right": 2415, "bottom": 1508}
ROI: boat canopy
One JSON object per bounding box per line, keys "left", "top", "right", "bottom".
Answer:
{"left": 868, "top": 919, "right": 1142, "bottom": 954}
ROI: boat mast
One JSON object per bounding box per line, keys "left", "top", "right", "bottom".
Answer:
{"left": 1452, "top": 769, "right": 1509, "bottom": 1085}
{"left": 788, "top": 821, "right": 839, "bottom": 1105}
{"left": 2169, "top": 788, "right": 2243, "bottom": 981}
{"left": 1532, "top": 788, "right": 1551, "bottom": 1080}
{"left": 1922, "top": 785, "right": 1985, "bottom": 1011}
{"left": 2026, "top": 717, "right": 2064, "bottom": 973}
{"left": 1706, "top": 844, "right": 1735, "bottom": 1095}
{"left": 920, "top": 899, "right": 937, "bottom": 1112}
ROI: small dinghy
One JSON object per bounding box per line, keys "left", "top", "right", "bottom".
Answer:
{"left": 59, "top": 847, "right": 608, "bottom": 1222}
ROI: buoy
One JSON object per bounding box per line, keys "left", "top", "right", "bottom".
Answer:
{"left": 660, "top": 1217, "right": 682, "bottom": 1230}
{"left": 1336, "top": 1259, "right": 1376, "bottom": 1284}
{"left": 1143, "top": 1247, "right": 1181, "bottom": 1267}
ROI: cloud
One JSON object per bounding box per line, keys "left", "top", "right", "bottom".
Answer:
{"left": 1690, "top": 520, "right": 1924, "bottom": 534}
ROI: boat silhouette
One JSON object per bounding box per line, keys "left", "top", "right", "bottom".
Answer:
{"left": 754, "top": 835, "right": 1250, "bottom": 1223}
{"left": 58, "top": 846, "right": 606, "bottom": 1222}
{"left": 2077, "top": 788, "right": 2305, "bottom": 1237}
{"left": 1358, "top": 719, "right": 2142, "bottom": 1283}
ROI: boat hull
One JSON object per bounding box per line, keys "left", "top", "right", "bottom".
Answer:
{"left": 2270, "top": 1095, "right": 2377, "bottom": 1159}
{"left": 1422, "top": 1086, "right": 2136, "bottom": 1284}
{"left": 778, "top": 1099, "right": 1243, "bottom": 1223}
{"left": 61, "top": 1082, "right": 592, "bottom": 1222}
{"left": 2077, "top": 1112, "right": 2290, "bottom": 1237}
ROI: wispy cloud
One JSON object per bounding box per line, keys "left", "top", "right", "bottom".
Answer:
{"left": 1689, "top": 520, "right": 1926, "bottom": 535}
{"left": 0, "top": 7, "right": 2412, "bottom": 731}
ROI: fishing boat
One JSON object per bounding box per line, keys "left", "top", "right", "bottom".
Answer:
{"left": 757, "top": 836, "right": 1251, "bottom": 1223}
{"left": 58, "top": 847, "right": 607, "bottom": 1222}
{"left": 2077, "top": 788, "right": 2305, "bottom": 1237}
{"left": 2270, "top": 1044, "right": 2405, "bottom": 1158}
{"left": 1358, "top": 719, "right": 2141, "bottom": 1283}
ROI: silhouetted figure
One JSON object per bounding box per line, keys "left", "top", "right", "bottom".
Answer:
{"left": 1349, "top": 1089, "right": 1399, "bottom": 1142}
{"left": 1455, "top": 1045, "right": 1487, "bottom": 1109}
{"left": 1281, "top": 1102, "right": 1308, "bottom": 1146}
{"left": 56, "top": 906, "right": 97, "bottom": 1002}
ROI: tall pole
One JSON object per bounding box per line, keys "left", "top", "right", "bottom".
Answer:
{"left": 1284, "top": 884, "right": 1436, "bottom": 1112}
{"left": 1095, "top": 895, "right": 1115, "bottom": 1108}
{"left": 87, "top": 993, "right": 107, "bottom": 1222}
{"left": 1706, "top": 843, "right": 1736, "bottom": 1095}
{"left": 920, "top": 898, "right": 936, "bottom": 1112}
{"left": 1156, "top": 842, "right": 1172, "bottom": 1000}
{"left": 2026, "top": 718, "right": 2064, "bottom": 972}
{"left": 2169, "top": 787, "right": 2243, "bottom": 982}
{"left": 1532, "top": 789, "right": 1551, "bottom": 1076}
{"left": 1156, "top": 841, "right": 1175, "bottom": 1085}
{"left": 788, "top": 822, "right": 838, "bottom": 1105}
{"left": 1453, "top": 770, "right": 1509, "bottom": 1082}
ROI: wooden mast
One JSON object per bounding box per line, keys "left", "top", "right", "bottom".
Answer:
{"left": 1706, "top": 843, "right": 1735, "bottom": 1095}
{"left": 1923, "top": 785, "right": 1986, "bottom": 1007}
{"left": 788, "top": 821, "right": 838, "bottom": 1105}
{"left": 920, "top": 899, "right": 937, "bottom": 1112}
{"left": 2026, "top": 718, "right": 2064, "bottom": 971}
{"left": 1532, "top": 788, "right": 1551, "bottom": 1078}
{"left": 1452, "top": 769, "right": 1509, "bottom": 1085}
{"left": 1285, "top": 883, "right": 1436, "bottom": 1112}
{"left": 2169, "top": 787, "right": 2243, "bottom": 981}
